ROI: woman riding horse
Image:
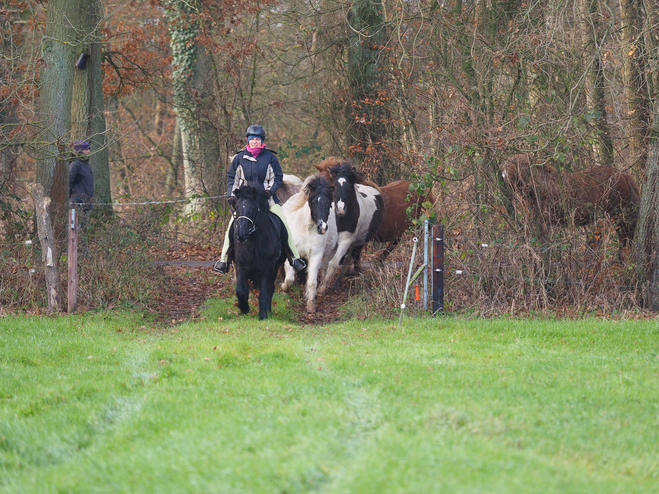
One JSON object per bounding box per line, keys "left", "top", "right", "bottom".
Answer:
{"left": 214, "top": 125, "right": 306, "bottom": 274}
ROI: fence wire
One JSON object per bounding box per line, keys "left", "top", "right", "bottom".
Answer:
{"left": 0, "top": 193, "right": 653, "bottom": 313}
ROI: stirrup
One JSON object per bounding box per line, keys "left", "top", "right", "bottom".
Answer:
{"left": 213, "top": 260, "right": 229, "bottom": 274}
{"left": 292, "top": 258, "right": 306, "bottom": 273}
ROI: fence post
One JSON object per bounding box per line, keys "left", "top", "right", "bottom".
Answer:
{"left": 29, "top": 183, "right": 63, "bottom": 312}
{"left": 68, "top": 208, "right": 78, "bottom": 313}
{"left": 423, "top": 220, "right": 429, "bottom": 311}
{"left": 432, "top": 223, "right": 444, "bottom": 315}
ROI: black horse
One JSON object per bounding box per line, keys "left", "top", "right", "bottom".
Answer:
{"left": 232, "top": 182, "right": 287, "bottom": 320}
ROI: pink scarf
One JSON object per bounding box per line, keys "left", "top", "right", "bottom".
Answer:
{"left": 245, "top": 144, "right": 266, "bottom": 158}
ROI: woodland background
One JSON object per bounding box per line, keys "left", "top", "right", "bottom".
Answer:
{"left": 2, "top": 0, "right": 659, "bottom": 316}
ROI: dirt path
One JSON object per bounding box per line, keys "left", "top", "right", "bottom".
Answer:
{"left": 152, "top": 261, "right": 351, "bottom": 325}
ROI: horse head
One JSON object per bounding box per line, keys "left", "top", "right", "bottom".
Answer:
{"left": 304, "top": 175, "right": 334, "bottom": 234}
{"left": 329, "top": 162, "right": 363, "bottom": 217}
{"left": 233, "top": 183, "right": 268, "bottom": 242}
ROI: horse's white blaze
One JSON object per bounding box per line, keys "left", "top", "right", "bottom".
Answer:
{"left": 336, "top": 199, "right": 345, "bottom": 215}
{"left": 319, "top": 220, "right": 328, "bottom": 234}
{"left": 338, "top": 177, "right": 346, "bottom": 187}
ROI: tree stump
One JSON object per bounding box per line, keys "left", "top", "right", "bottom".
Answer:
{"left": 29, "top": 183, "right": 63, "bottom": 312}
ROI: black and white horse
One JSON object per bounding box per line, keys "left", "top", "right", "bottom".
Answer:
{"left": 280, "top": 175, "right": 338, "bottom": 313}
{"left": 232, "top": 182, "right": 287, "bottom": 320}
{"left": 319, "top": 162, "right": 384, "bottom": 293}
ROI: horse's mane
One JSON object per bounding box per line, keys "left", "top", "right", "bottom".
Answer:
{"left": 235, "top": 182, "right": 270, "bottom": 210}
{"left": 304, "top": 174, "right": 333, "bottom": 200}
{"left": 285, "top": 174, "right": 334, "bottom": 212}
{"left": 315, "top": 157, "right": 381, "bottom": 190}
{"left": 328, "top": 162, "right": 381, "bottom": 189}
{"left": 284, "top": 177, "right": 313, "bottom": 211}
{"left": 314, "top": 157, "right": 344, "bottom": 173}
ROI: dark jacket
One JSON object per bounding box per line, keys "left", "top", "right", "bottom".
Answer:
{"left": 69, "top": 157, "right": 94, "bottom": 208}
{"left": 227, "top": 148, "right": 282, "bottom": 204}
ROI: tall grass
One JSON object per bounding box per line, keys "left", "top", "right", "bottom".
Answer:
{"left": 1, "top": 308, "right": 658, "bottom": 493}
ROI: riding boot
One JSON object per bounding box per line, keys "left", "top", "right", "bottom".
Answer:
{"left": 214, "top": 221, "right": 235, "bottom": 274}
{"left": 213, "top": 243, "right": 234, "bottom": 273}
{"left": 285, "top": 245, "right": 306, "bottom": 273}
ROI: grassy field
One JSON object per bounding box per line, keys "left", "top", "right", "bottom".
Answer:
{"left": 1, "top": 297, "right": 658, "bottom": 493}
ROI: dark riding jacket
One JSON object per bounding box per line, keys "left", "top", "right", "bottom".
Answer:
{"left": 69, "top": 156, "right": 94, "bottom": 209}
{"left": 227, "top": 148, "right": 282, "bottom": 205}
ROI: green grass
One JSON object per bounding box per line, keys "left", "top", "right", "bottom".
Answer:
{"left": 1, "top": 306, "right": 658, "bottom": 493}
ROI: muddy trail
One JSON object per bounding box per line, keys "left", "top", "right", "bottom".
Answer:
{"left": 152, "top": 243, "right": 357, "bottom": 325}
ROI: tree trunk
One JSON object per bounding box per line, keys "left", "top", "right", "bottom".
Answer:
{"left": 579, "top": 0, "right": 614, "bottom": 166}
{"left": 36, "top": 0, "right": 78, "bottom": 198}
{"left": 642, "top": 0, "right": 658, "bottom": 101}
{"left": 620, "top": 0, "right": 650, "bottom": 173}
{"left": 37, "top": 0, "right": 110, "bottom": 211}
{"left": 166, "top": 119, "right": 183, "bottom": 196}
{"left": 345, "top": 0, "right": 389, "bottom": 178}
{"left": 635, "top": 140, "right": 659, "bottom": 309}
{"left": 164, "top": 0, "right": 204, "bottom": 214}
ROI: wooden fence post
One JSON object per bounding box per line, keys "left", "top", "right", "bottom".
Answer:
{"left": 68, "top": 208, "right": 78, "bottom": 313}
{"left": 29, "top": 183, "right": 63, "bottom": 312}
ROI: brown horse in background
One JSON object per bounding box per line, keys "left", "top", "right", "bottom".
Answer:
{"left": 314, "top": 157, "right": 435, "bottom": 260}
{"left": 501, "top": 154, "right": 640, "bottom": 247}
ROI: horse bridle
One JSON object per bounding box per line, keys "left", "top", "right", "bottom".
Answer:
{"left": 234, "top": 210, "right": 258, "bottom": 237}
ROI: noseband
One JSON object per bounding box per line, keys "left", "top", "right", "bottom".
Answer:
{"left": 234, "top": 211, "right": 257, "bottom": 237}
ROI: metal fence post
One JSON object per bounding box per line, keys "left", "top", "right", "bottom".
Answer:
{"left": 432, "top": 223, "right": 444, "bottom": 316}
{"left": 68, "top": 208, "right": 78, "bottom": 313}
{"left": 423, "top": 220, "right": 429, "bottom": 311}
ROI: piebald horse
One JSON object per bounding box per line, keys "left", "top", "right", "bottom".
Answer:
{"left": 319, "top": 161, "right": 384, "bottom": 293}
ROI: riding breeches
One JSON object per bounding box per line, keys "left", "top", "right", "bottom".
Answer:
{"left": 219, "top": 203, "right": 300, "bottom": 263}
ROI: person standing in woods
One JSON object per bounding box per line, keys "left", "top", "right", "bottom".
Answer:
{"left": 214, "top": 125, "right": 306, "bottom": 274}
{"left": 69, "top": 140, "right": 94, "bottom": 235}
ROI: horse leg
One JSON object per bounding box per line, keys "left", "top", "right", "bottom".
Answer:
{"left": 304, "top": 252, "right": 323, "bottom": 313}
{"left": 235, "top": 271, "right": 250, "bottom": 314}
{"left": 319, "top": 238, "right": 351, "bottom": 294}
{"left": 351, "top": 245, "right": 364, "bottom": 275}
{"left": 280, "top": 261, "right": 295, "bottom": 292}
{"left": 259, "top": 275, "right": 275, "bottom": 320}
{"left": 378, "top": 239, "right": 399, "bottom": 262}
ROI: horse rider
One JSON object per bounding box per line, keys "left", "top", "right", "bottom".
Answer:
{"left": 214, "top": 125, "right": 307, "bottom": 274}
